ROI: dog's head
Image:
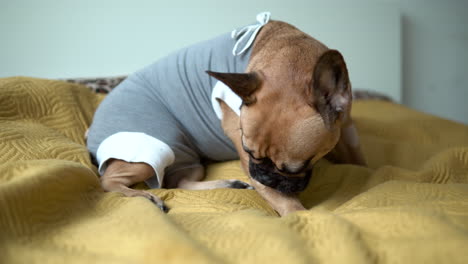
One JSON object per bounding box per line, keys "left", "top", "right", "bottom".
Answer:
{"left": 207, "top": 24, "right": 352, "bottom": 194}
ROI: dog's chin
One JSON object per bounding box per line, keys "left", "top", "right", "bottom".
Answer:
{"left": 248, "top": 159, "right": 312, "bottom": 194}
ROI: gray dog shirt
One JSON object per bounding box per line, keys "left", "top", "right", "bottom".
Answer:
{"left": 87, "top": 12, "right": 271, "bottom": 188}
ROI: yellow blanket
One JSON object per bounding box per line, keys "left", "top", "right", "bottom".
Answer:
{"left": 1, "top": 77, "right": 467, "bottom": 264}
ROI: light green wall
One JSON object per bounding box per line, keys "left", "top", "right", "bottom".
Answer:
{"left": 1, "top": 0, "right": 467, "bottom": 124}
{"left": 396, "top": 0, "right": 468, "bottom": 125}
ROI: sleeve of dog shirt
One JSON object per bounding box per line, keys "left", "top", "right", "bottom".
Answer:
{"left": 95, "top": 132, "right": 175, "bottom": 187}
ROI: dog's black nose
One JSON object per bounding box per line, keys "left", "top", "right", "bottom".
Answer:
{"left": 248, "top": 159, "right": 313, "bottom": 194}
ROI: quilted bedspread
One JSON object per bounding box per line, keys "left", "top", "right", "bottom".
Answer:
{"left": 1, "top": 77, "right": 468, "bottom": 264}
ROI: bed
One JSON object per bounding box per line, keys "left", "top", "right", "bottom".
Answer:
{"left": 0, "top": 76, "right": 467, "bottom": 264}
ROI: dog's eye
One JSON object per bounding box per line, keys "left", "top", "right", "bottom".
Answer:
{"left": 248, "top": 152, "right": 262, "bottom": 161}
{"left": 243, "top": 144, "right": 262, "bottom": 161}
{"left": 244, "top": 148, "right": 254, "bottom": 158}
{"left": 247, "top": 152, "right": 269, "bottom": 163}
{"left": 253, "top": 156, "right": 266, "bottom": 162}
{"left": 242, "top": 142, "right": 268, "bottom": 162}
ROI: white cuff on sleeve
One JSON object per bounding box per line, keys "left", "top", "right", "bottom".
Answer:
{"left": 96, "top": 132, "right": 175, "bottom": 187}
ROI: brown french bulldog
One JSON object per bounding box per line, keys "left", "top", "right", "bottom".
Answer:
{"left": 207, "top": 21, "right": 366, "bottom": 216}
{"left": 96, "top": 19, "right": 366, "bottom": 216}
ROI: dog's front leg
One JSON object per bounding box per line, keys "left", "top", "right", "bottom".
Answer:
{"left": 101, "top": 159, "right": 168, "bottom": 212}
{"left": 218, "top": 99, "right": 306, "bottom": 216}
{"left": 248, "top": 179, "right": 306, "bottom": 216}
{"left": 165, "top": 166, "right": 252, "bottom": 190}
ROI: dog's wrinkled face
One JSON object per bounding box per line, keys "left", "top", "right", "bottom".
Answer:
{"left": 240, "top": 94, "right": 340, "bottom": 193}
{"left": 207, "top": 48, "right": 351, "bottom": 193}
{"left": 239, "top": 64, "right": 345, "bottom": 193}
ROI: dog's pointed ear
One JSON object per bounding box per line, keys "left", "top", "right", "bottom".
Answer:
{"left": 206, "top": 71, "right": 261, "bottom": 105}
{"left": 312, "top": 50, "right": 351, "bottom": 129}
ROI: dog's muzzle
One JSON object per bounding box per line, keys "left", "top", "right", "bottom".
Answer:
{"left": 248, "top": 158, "right": 312, "bottom": 194}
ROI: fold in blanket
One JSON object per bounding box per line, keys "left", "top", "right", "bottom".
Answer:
{"left": 1, "top": 77, "right": 467, "bottom": 264}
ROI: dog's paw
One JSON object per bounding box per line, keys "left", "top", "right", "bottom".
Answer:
{"left": 227, "top": 180, "right": 254, "bottom": 190}
{"left": 140, "top": 191, "right": 169, "bottom": 213}
{"left": 147, "top": 195, "right": 169, "bottom": 213}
